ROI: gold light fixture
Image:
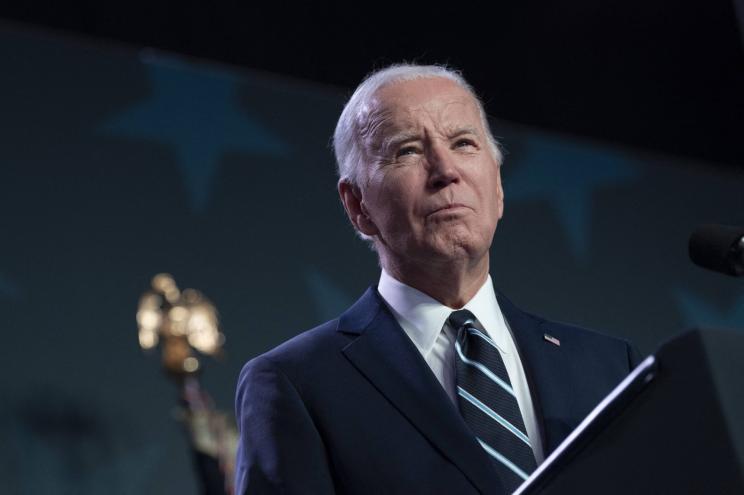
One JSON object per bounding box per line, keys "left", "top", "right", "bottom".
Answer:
{"left": 137, "top": 273, "right": 237, "bottom": 494}
{"left": 136, "top": 273, "right": 224, "bottom": 377}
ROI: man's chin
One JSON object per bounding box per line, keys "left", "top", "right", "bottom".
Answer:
{"left": 424, "top": 234, "right": 489, "bottom": 263}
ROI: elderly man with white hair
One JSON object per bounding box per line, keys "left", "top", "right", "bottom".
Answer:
{"left": 234, "top": 64, "right": 639, "bottom": 494}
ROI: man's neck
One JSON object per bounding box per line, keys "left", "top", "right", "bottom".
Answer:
{"left": 382, "top": 255, "right": 490, "bottom": 308}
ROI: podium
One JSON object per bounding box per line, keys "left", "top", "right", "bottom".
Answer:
{"left": 517, "top": 329, "right": 744, "bottom": 494}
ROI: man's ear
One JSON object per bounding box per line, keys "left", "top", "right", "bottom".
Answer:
{"left": 495, "top": 163, "right": 504, "bottom": 221}
{"left": 338, "top": 180, "right": 379, "bottom": 236}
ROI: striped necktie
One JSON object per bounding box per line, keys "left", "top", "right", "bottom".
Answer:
{"left": 450, "top": 309, "right": 537, "bottom": 492}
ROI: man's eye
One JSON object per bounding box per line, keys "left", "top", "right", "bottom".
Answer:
{"left": 454, "top": 139, "right": 476, "bottom": 149}
{"left": 396, "top": 146, "right": 419, "bottom": 157}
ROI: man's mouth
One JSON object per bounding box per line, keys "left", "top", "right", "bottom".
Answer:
{"left": 428, "top": 203, "right": 470, "bottom": 216}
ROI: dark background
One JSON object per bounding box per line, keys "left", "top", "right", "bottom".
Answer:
{"left": 0, "top": 2, "right": 743, "bottom": 494}
{"left": 2, "top": 0, "right": 744, "bottom": 167}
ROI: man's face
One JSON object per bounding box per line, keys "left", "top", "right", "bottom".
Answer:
{"left": 348, "top": 77, "right": 504, "bottom": 268}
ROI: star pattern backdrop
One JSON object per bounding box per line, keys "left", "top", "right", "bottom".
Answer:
{"left": 101, "top": 56, "right": 287, "bottom": 214}
{"left": 0, "top": 27, "right": 742, "bottom": 494}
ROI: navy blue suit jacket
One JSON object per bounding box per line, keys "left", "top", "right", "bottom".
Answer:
{"left": 234, "top": 287, "right": 639, "bottom": 494}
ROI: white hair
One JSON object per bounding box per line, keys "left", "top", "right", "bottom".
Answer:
{"left": 332, "top": 63, "right": 503, "bottom": 189}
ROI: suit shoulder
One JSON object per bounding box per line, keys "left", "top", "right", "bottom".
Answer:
{"left": 238, "top": 318, "right": 352, "bottom": 384}
{"left": 537, "top": 315, "right": 639, "bottom": 370}
{"left": 542, "top": 316, "right": 630, "bottom": 346}
{"left": 502, "top": 294, "right": 628, "bottom": 346}
{"left": 500, "top": 292, "right": 638, "bottom": 368}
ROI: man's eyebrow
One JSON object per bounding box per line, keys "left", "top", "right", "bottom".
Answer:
{"left": 447, "top": 126, "right": 481, "bottom": 139}
{"left": 382, "top": 130, "right": 422, "bottom": 151}
{"left": 376, "top": 126, "right": 482, "bottom": 154}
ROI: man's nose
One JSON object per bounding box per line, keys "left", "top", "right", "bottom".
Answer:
{"left": 426, "top": 145, "right": 461, "bottom": 189}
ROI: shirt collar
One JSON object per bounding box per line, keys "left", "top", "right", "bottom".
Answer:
{"left": 461, "top": 274, "right": 509, "bottom": 354}
{"left": 377, "top": 269, "right": 508, "bottom": 357}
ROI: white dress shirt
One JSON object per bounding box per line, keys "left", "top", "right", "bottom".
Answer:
{"left": 377, "top": 269, "right": 545, "bottom": 463}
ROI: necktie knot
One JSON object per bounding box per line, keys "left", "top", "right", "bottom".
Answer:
{"left": 448, "top": 309, "right": 477, "bottom": 332}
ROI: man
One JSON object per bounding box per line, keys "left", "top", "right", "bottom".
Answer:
{"left": 234, "top": 64, "right": 639, "bottom": 494}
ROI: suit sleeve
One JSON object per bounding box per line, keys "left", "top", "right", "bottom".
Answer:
{"left": 234, "top": 355, "right": 336, "bottom": 495}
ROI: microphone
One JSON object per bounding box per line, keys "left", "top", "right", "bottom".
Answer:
{"left": 689, "top": 224, "right": 744, "bottom": 277}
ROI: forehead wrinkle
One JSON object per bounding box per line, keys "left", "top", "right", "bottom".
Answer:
{"left": 365, "top": 82, "right": 484, "bottom": 154}
{"left": 435, "top": 95, "right": 483, "bottom": 131}
{"left": 406, "top": 95, "right": 482, "bottom": 142}
{"left": 358, "top": 104, "right": 391, "bottom": 141}
{"left": 357, "top": 104, "right": 396, "bottom": 158}
{"left": 363, "top": 100, "right": 422, "bottom": 156}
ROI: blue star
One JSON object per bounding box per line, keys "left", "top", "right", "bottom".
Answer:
{"left": 503, "top": 133, "right": 640, "bottom": 257}
{"left": 304, "top": 268, "right": 354, "bottom": 322}
{"left": 102, "top": 56, "right": 287, "bottom": 213}
{"left": 675, "top": 289, "right": 744, "bottom": 331}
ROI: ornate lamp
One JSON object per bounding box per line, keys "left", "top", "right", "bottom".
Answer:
{"left": 137, "top": 273, "right": 224, "bottom": 376}
{"left": 137, "top": 273, "right": 236, "bottom": 495}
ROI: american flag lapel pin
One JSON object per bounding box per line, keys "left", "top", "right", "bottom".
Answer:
{"left": 544, "top": 333, "right": 561, "bottom": 346}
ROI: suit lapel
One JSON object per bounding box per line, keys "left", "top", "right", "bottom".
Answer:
{"left": 339, "top": 288, "right": 503, "bottom": 494}
{"left": 497, "top": 292, "right": 575, "bottom": 455}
